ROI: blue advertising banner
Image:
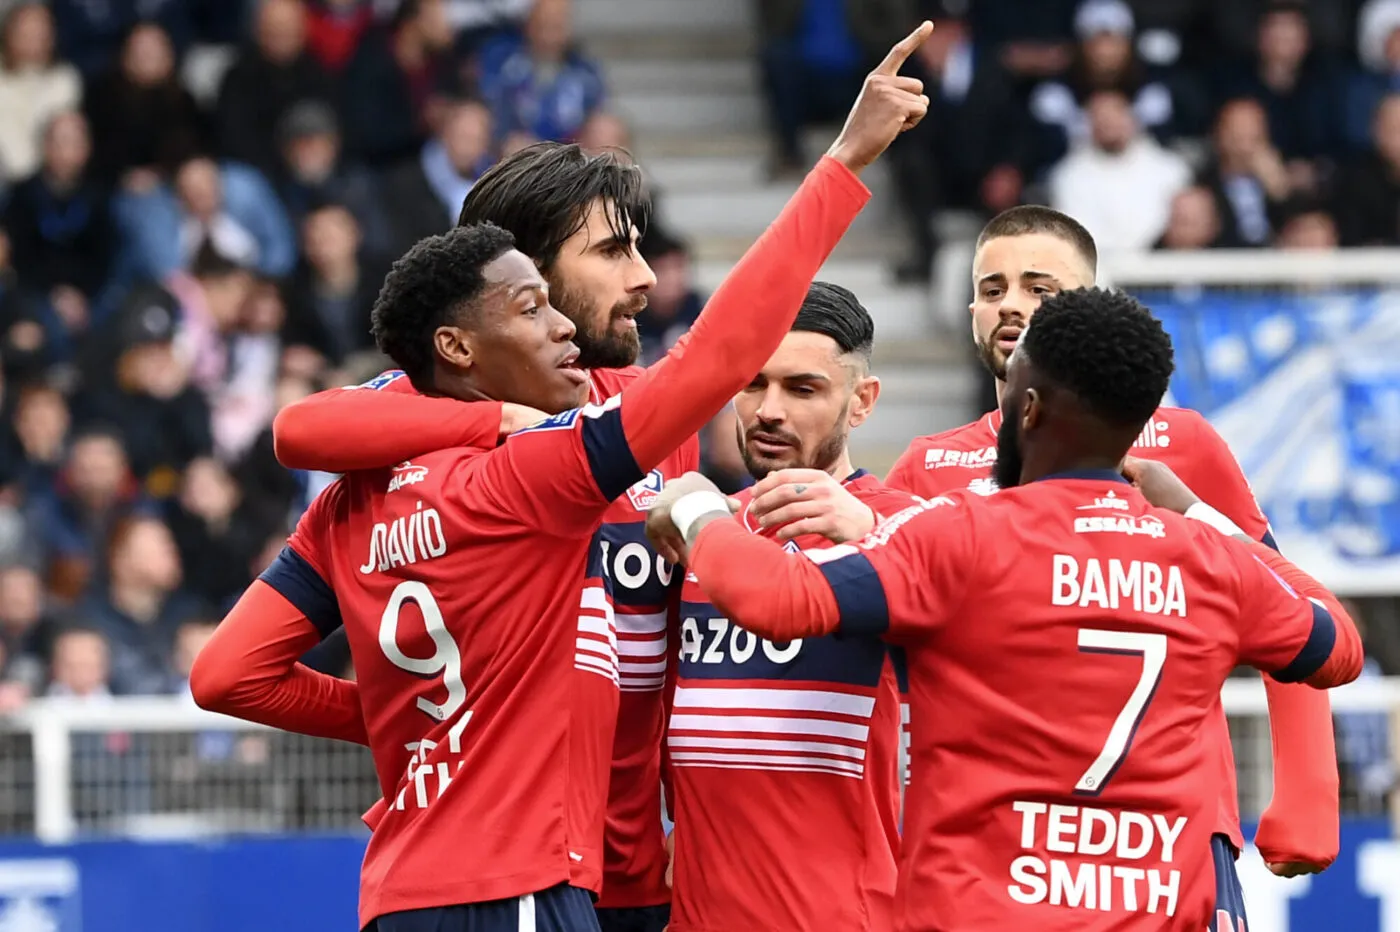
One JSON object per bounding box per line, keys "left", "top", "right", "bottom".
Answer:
{"left": 0, "top": 823, "right": 1392, "bottom": 931}
{"left": 1143, "top": 289, "right": 1400, "bottom": 595}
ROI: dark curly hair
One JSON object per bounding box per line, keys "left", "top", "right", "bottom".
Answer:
{"left": 458, "top": 142, "right": 647, "bottom": 270}
{"left": 1020, "top": 287, "right": 1174, "bottom": 428}
{"left": 370, "top": 223, "right": 517, "bottom": 392}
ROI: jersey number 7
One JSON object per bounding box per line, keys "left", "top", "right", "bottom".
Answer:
{"left": 1074, "top": 629, "right": 1167, "bottom": 796}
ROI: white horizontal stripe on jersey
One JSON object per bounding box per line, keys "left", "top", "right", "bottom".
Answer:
{"left": 615, "top": 609, "right": 667, "bottom": 635}
{"left": 670, "top": 751, "right": 864, "bottom": 773}
{"left": 669, "top": 713, "right": 869, "bottom": 742}
{"left": 620, "top": 676, "right": 666, "bottom": 692}
{"left": 576, "top": 584, "right": 619, "bottom": 685}
{"left": 670, "top": 759, "right": 861, "bottom": 780}
{"left": 576, "top": 637, "right": 617, "bottom": 661}
{"left": 674, "top": 686, "right": 875, "bottom": 719}
{"left": 667, "top": 734, "right": 867, "bottom": 760}
{"left": 617, "top": 637, "right": 667, "bottom": 657}
{"left": 619, "top": 660, "right": 666, "bottom": 676}
{"left": 577, "top": 662, "right": 620, "bottom": 683}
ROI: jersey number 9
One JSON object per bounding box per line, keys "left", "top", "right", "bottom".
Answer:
{"left": 380, "top": 580, "right": 473, "bottom": 752}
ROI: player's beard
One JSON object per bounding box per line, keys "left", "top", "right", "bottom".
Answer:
{"left": 992, "top": 413, "right": 1023, "bottom": 490}
{"left": 975, "top": 330, "right": 1009, "bottom": 382}
{"left": 550, "top": 278, "right": 644, "bottom": 369}
{"left": 738, "top": 410, "right": 849, "bottom": 481}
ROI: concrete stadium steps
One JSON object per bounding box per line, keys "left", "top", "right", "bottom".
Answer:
{"left": 574, "top": 0, "right": 754, "bottom": 35}
{"left": 574, "top": 0, "right": 978, "bottom": 442}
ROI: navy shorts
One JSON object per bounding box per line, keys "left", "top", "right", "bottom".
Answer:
{"left": 593, "top": 904, "right": 670, "bottom": 932}
{"left": 368, "top": 884, "right": 601, "bottom": 932}
{"left": 1210, "top": 834, "right": 1249, "bottom": 932}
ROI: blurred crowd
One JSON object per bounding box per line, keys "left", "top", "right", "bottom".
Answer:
{"left": 0, "top": 0, "right": 655, "bottom": 708}
{"left": 762, "top": 0, "right": 1400, "bottom": 278}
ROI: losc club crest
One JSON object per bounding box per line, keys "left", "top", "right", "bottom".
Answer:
{"left": 625, "top": 470, "right": 665, "bottom": 511}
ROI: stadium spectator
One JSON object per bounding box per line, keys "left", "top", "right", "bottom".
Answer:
{"left": 0, "top": 3, "right": 81, "bottom": 186}
{"left": 216, "top": 0, "right": 339, "bottom": 177}
{"left": 1275, "top": 199, "right": 1339, "bottom": 249}
{"left": 169, "top": 618, "right": 218, "bottom": 697}
{"left": 757, "top": 0, "right": 914, "bottom": 175}
{"left": 1154, "top": 184, "right": 1234, "bottom": 249}
{"left": 81, "top": 515, "right": 206, "bottom": 695}
{"left": 575, "top": 110, "right": 632, "bottom": 155}
{"left": 635, "top": 227, "right": 701, "bottom": 365}
{"left": 282, "top": 202, "right": 386, "bottom": 369}
{"left": 163, "top": 242, "right": 258, "bottom": 398}
{"left": 341, "top": 0, "right": 459, "bottom": 167}
{"left": 1048, "top": 88, "right": 1191, "bottom": 251}
{"left": 968, "top": 0, "right": 1075, "bottom": 80}
{"left": 74, "top": 303, "right": 212, "bottom": 492}
{"left": 1346, "top": 0, "right": 1400, "bottom": 153}
{"left": 1027, "top": 0, "right": 1205, "bottom": 174}
{"left": 212, "top": 280, "right": 286, "bottom": 462}
{"left": 305, "top": 0, "right": 376, "bottom": 73}
{"left": 5, "top": 112, "right": 116, "bottom": 325}
{"left": 273, "top": 100, "right": 389, "bottom": 256}
{"left": 166, "top": 458, "right": 266, "bottom": 612}
{"left": 1337, "top": 93, "right": 1400, "bottom": 245}
{"left": 382, "top": 98, "right": 493, "bottom": 255}
{"left": 1212, "top": 0, "right": 1342, "bottom": 164}
{"left": 83, "top": 22, "right": 203, "bottom": 189}
{"left": 1196, "top": 97, "right": 1297, "bottom": 245}
{"left": 50, "top": 0, "right": 195, "bottom": 78}
{"left": 10, "top": 382, "right": 69, "bottom": 502}
{"left": 46, "top": 626, "right": 112, "bottom": 699}
{"left": 478, "top": 0, "right": 605, "bottom": 146}
{"left": 33, "top": 428, "right": 151, "bottom": 600}
{"left": 889, "top": 0, "right": 1024, "bottom": 279}
{"left": 0, "top": 228, "right": 47, "bottom": 379}
{"left": 0, "top": 563, "right": 49, "bottom": 695}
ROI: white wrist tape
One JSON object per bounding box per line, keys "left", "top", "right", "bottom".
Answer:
{"left": 671, "top": 491, "right": 732, "bottom": 543}
{"left": 1184, "top": 502, "right": 1245, "bottom": 538}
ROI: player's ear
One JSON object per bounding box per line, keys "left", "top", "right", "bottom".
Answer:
{"left": 1021, "top": 387, "right": 1042, "bottom": 432}
{"left": 433, "top": 325, "right": 475, "bottom": 372}
{"left": 848, "top": 375, "right": 880, "bottom": 428}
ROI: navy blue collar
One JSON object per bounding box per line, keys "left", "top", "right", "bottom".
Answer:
{"left": 1033, "top": 468, "right": 1130, "bottom": 484}
{"left": 845, "top": 468, "right": 870, "bottom": 482}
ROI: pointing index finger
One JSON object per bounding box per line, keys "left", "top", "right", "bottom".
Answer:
{"left": 874, "top": 20, "right": 933, "bottom": 76}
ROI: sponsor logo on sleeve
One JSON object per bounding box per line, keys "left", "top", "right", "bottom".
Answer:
{"left": 625, "top": 470, "right": 665, "bottom": 510}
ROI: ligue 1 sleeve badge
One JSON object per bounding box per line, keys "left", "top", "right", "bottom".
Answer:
{"left": 625, "top": 470, "right": 666, "bottom": 511}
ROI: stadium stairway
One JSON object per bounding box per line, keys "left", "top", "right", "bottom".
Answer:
{"left": 576, "top": 0, "right": 978, "bottom": 475}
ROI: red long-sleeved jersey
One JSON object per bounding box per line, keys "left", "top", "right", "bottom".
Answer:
{"left": 194, "top": 155, "right": 871, "bottom": 927}
{"left": 685, "top": 472, "right": 1362, "bottom": 932}
{"left": 885, "top": 407, "right": 1341, "bottom": 867}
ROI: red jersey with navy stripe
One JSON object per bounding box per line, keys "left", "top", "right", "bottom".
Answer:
{"left": 885, "top": 407, "right": 1270, "bottom": 852}
{"left": 667, "top": 471, "right": 916, "bottom": 932}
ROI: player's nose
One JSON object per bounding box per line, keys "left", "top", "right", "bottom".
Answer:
{"left": 755, "top": 387, "right": 787, "bottom": 424}
{"left": 627, "top": 251, "right": 657, "bottom": 293}
{"left": 546, "top": 303, "right": 576, "bottom": 341}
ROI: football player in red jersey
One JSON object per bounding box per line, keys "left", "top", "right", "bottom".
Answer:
{"left": 658, "top": 282, "right": 916, "bottom": 932}
{"left": 648, "top": 288, "right": 1364, "bottom": 932}
{"left": 192, "top": 24, "right": 935, "bottom": 932}
{"left": 748, "top": 205, "right": 1342, "bottom": 929}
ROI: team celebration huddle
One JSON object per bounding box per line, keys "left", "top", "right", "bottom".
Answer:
{"left": 187, "top": 21, "right": 1361, "bottom": 932}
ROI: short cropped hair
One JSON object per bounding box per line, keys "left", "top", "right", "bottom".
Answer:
{"left": 458, "top": 142, "right": 648, "bottom": 270}
{"left": 371, "top": 223, "right": 517, "bottom": 391}
{"left": 793, "top": 281, "right": 874, "bottom": 363}
{"left": 1019, "top": 287, "right": 1173, "bottom": 428}
{"left": 976, "top": 205, "right": 1098, "bottom": 276}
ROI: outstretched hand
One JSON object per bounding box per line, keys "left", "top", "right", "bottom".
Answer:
{"left": 645, "top": 472, "right": 739, "bottom": 566}
{"left": 827, "top": 21, "right": 934, "bottom": 175}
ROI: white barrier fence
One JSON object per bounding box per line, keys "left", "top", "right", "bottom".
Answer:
{"left": 0, "top": 679, "right": 1395, "bottom": 843}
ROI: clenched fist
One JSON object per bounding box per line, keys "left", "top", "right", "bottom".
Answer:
{"left": 826, "top": 20, "right": 934, "bottom": 175}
